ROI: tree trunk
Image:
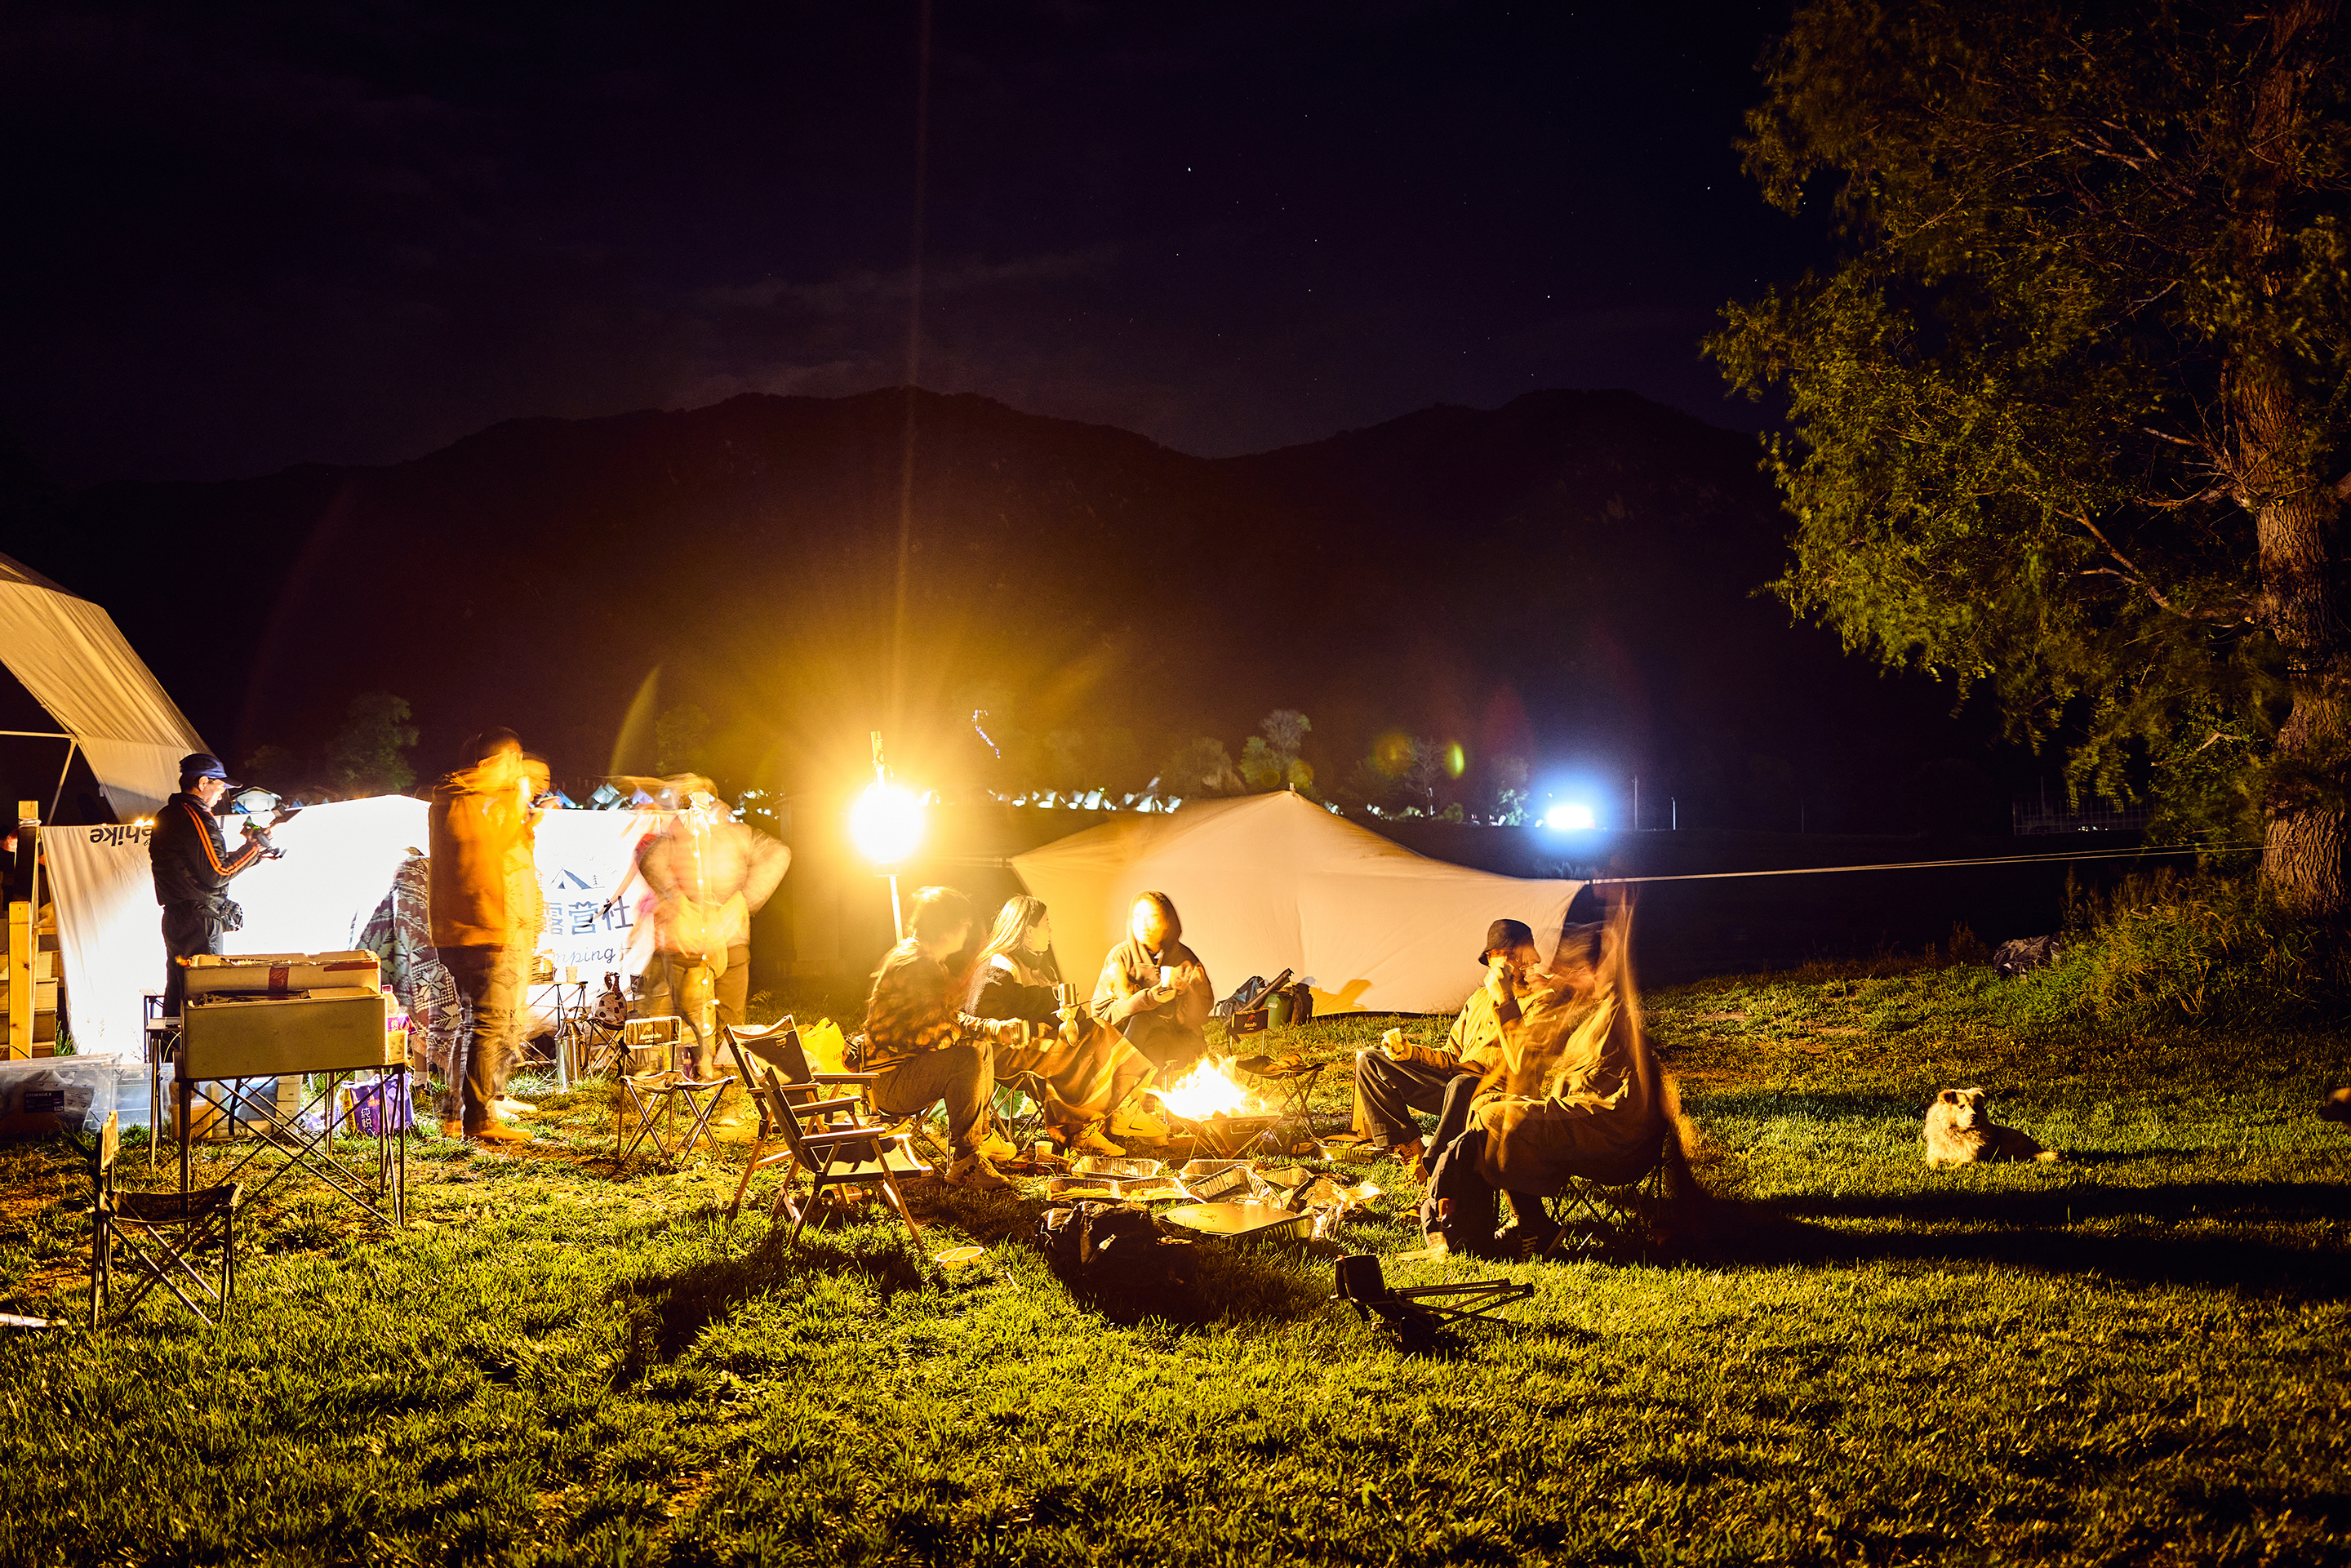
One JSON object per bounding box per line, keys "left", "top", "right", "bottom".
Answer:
{"left": 2241, "top": 0, "right": 2349, "bottom": 916}
{"left": 2255, "top": 485, "right": 2349, "bottom": 915}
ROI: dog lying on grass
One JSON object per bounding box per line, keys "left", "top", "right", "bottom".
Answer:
{"left": 1923, "top": 1087, "right": 2062, "bottom": 1166}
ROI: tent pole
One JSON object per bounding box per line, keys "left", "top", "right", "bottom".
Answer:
{"left": 47, "top": 737, "right": 77, "bottom": 823}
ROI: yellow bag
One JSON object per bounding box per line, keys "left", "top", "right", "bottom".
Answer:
{"left": 800, "top": 1018, "right": 851, "bottom": 1076}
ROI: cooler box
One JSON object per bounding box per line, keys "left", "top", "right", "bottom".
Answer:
{"left": 181, "top": 951, "right": 397, "bottom": 1080}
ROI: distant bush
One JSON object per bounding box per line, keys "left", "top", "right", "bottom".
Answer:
{"left": 2016, "top": 870, "right": 2351, "bottom": 1030}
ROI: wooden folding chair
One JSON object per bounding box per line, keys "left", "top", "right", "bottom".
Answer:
{"left": 89, "top": 1112, "right": 243, "bottom": 1327}
{"left": 719, "top": 1019, "right": 927, "bottom": 1243}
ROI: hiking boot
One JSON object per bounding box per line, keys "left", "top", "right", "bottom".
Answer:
{"left": 973, "top": 1128, "right": 1019, "bottom": 1162}
{"left": 1108, "top": 1104, "right": 1168, "bottom": 1140}
{"left": 944, "top": 1153, "right": 1011, "bottom": 1190}
{"left": 1494, "top": 1220, "right": 1564, "bottom": 1263}
{"left": 467, "top": 1122, "right": 531, "bottom": 1146}
{"left": 1068, "top": 1123, "right": 1124, "bottom": 1157}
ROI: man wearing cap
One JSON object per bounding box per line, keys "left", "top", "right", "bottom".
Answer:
{"left": 149, "top": 753, "right": 276, "bottom": 1017}
{"left": 1349, "top": 918, "right": 1549, "bottom": 1172}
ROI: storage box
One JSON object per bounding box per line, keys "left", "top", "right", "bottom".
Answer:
{"left": 184, "top": 951, "right": 381, "bottom": 1000}
{"left": 183, "top": 986, "right": 398, "bottom": 1079}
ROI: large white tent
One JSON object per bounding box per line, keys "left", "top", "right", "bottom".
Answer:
{"left": 1011, "top": 790, "right": 1582, "bottom": 1015}
{"left": 0, "top": 552, "right": 204, "bottom": 820}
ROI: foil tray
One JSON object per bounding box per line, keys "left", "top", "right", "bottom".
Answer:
{"left": 1069, "top": 1156, "right": 1166, "bottom": 1180}
{"left": 1159, "top": 1201, "right": 1311, "bottom": 1241}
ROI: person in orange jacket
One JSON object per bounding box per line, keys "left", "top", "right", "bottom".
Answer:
{"left": 428, "top": 729, "right": 532, "bottom": 1144}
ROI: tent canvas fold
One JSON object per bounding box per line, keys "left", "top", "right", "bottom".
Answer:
{"left": 0, "top": 553, "right": 205, "bottom": 820}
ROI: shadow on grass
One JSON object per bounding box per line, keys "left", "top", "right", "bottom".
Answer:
{"left": 1682, "top": 1187, "right": 2351, "bottom": 1299}
{"left": 614, "top": 1227, "right": 926, "bottom": 1371}
{"left": 1773, "top": 1179, "right": 2351, "bottom": 1228}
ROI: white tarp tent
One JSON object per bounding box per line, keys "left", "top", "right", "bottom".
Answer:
{"left": 1011, "top": 790, "right": 1583, "bottom": 1015}
{"left": 0, "top": 553, "right": 206, "bottom": 821}
{"left": 44, "top": 798, "right": 670, "bottom": 1060}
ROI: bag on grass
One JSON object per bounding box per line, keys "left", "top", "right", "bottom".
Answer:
{"left": 1035, "top": 1202, "right": 1199, "bottom": 1299}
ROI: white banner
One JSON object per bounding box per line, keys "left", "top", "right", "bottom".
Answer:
{"left": 44, "top": 799, "right": 679, "bottom": 1062}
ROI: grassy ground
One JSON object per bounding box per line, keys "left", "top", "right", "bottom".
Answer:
{"left": 3, "top": 960, "right": 2348, "bottom": 1566}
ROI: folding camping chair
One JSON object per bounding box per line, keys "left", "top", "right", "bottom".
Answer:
{"left": 1542, "top": 1126, "right": 1673, "bottom": 1261}
{"left": 615, "top": 1015, "right": 731, "bottom": 1168}
{"left": 88, "top": 1112, "right": 243, "bottom": 1327}
{"left": 991, "top": 1068, "right": 1050, "bottom": 1157}
{"left": 718, "top": 1019, "right": 927, "bottom": 1242}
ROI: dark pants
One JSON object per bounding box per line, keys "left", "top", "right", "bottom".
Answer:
{"left": 1119, "top": 1011, "right": 1208, "bottom": 1076}
{"left": 160, "top": 900, "right": 225, "bottom": 1017}
{"left": 1426, "top": 1074, "right": 1545, "bottom": 1235}
{"left": 659, "top": 945, "right": 749, "bottom": 1073}
{"left": 1354, "top": 1053, "right": 1477, "bottom": 1148}
{"left": 438, "top": 944, "right": 515, "bottom": 1130}
{"left": 870, "top": 1041, "right": 994, "bottom": 1156}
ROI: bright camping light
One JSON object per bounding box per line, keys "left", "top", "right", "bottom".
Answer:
{"left": 1544, "top": 802, "right": 1597, "bottom": 832}
{"left": 850, "top": 782, "right": 925, "bottom": 865}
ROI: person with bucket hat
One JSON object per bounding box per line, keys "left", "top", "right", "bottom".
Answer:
{"left": 1346, "top": 917, "right": 1552, "bottom": 1175}
{"left": 149, "top": 752, "right": 280, "bottom": 1017}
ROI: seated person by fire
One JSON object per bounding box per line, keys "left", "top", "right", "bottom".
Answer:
{"left": 858, "top": 886, "right": 1057, "bottom": 1190}
{"left": 1350, "top": 917, "right": 1549, "bottom": 1175}
{"left": 1091, "top": 890, "right": 1215, "bottom": 1076}
{"left": 1415, "top": 898, "right": 1698, "bottom": 1259}
{"left": 962, "top": 895, "right": 1164, "bottom": 1156}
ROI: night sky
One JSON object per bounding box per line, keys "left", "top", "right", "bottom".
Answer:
{"left": 2, "top": 1, "right": 1819, "bottom": 487}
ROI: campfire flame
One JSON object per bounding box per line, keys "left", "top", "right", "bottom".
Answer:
{"left": 1157, "top": 1055, "right": 1263, "bottom": 1122}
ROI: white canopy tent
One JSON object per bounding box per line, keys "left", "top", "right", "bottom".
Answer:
{"left": 1011, "top": 790, "right": 1583, "bottom": 1015}
{"left": 0, "top": 552, "right": 205, "bottom": 821}
{"left": 44, "top": 799, "right": 670, "bottom": 1062}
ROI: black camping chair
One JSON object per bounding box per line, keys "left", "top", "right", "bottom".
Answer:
{"left": 89, "top": 1111, "right": 243, "bottom": 1327}
{"left": 1541, "top": 1126, "right": 1673, "bottom": 1261}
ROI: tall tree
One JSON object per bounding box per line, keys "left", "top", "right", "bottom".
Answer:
{"left": 324, "top": 691, "right": 418, "bottom": 797}
{"left": 1711, "top": 0, "right": 2351, "bottom": 911}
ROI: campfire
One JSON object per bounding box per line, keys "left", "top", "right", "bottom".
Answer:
{"left": 1155, "top": 1057, "right": 1278, "bottom": 1153}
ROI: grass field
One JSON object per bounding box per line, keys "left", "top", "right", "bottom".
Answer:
{"left": 2, "top": 957, "right": 2347, "bottom": 1566}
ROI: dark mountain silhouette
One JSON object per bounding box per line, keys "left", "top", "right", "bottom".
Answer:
{"left": 12, "top": 387, "right": 2003, "bottom": 830}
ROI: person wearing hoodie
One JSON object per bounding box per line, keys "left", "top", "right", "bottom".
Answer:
{"left": 428, "top": 729, "right": 532, "bottom": 1145}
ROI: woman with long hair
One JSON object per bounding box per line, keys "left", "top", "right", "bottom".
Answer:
{"left": 1090, "top": 890, "right": 1215, "bottom": 1077}
{"left": 967, "top": 895, "right": 1160, "bottom": 1154}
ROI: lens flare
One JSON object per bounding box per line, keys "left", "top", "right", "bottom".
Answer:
{"left": 1544, "top": 802, "right": 1596, "bottom": 831}
{"left": 850, "top": 781, "right": 925, "bottom": 864}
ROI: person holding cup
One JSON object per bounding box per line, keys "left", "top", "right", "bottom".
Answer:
{"left": 1349, "top": 918, "right": 1553, "bottom": 1175}
{"left": 966, "top": 895, "right": 1158, "bottom": 1153}
{"left": 1091, "top": 890, "right": 1215, "bottom": 1077}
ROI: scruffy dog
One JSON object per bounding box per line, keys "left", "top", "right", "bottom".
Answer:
{"left": 1922, "top": 1087, "right": 2061, "bottom": 1165}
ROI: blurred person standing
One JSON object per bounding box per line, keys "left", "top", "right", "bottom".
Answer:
{"left": 634, "top": 776, "right": 789, "bottom": 1073}
{"left": 484, "top": 754, "right": 553, "bottom": 1120}
{"left": 429, "top": 730, "right": 532, "bottom": 1144}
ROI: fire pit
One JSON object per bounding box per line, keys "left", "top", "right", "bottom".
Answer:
{"left": 1154, "top": 1057, "right": 1282, "bottom": 1156}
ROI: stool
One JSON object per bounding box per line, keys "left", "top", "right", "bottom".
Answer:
{"left": 1239, "top": 1054, "right": 1327, "bottom": 1155}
